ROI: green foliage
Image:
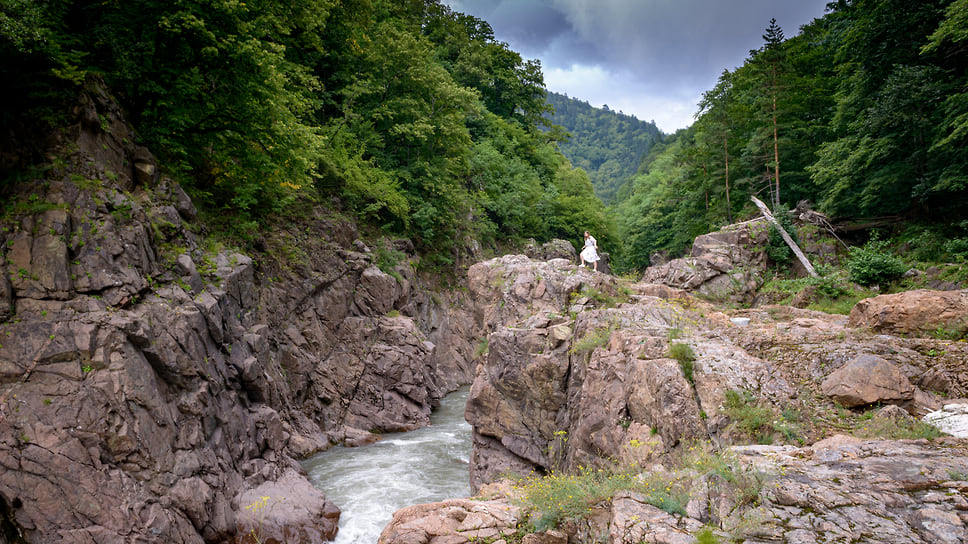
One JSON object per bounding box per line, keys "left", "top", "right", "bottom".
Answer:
{"left": 759, "top": 271, "right": 872, "bottom": 315}
{"left": 374, "top": 245, "right": 406, "bottom": 282}
{"left": 612, "top": 1, "right": 968, "bottom": 272}
{"left": 847, "top": 235, "right": 907, "bottom": 287}
{"left": 944, "top": 236, "right": 968, "bottom": 261}
{"left": 854, "top": 411, "right": 943, "bottom": 440}
{"left": 684, "top": 443, "right": 765, "bottom": 507}
{"left": 513, "top": 443, "right": 767, "bottom": 533}
{"left": 695, "top": 528, "right": 722, "bottom": 544}
{"left": 474, "top": 337, "right": 488, "bottom": 359}
{"left": 545, "top": 92, "right": 662, "bottom": 204}
{"left": 569, "top": 324, "right": 613, "bottom": 354}
{"left": 724, "top": 390, "right": 773, "bottom": 443}
{"left": 8, "top": 0, "right": 968, "bottom": 269}
{"left": 668, "top": 343, "right": 696, "bottom": 384}
{"left": 576, "top": 285, "right": 629, "bottom": 309}
{"left": 766, "top": 212, "right": 798, "bottom": 265}
{"left": 1, "top": 0, "right": 616, "bottom": 262}
{"left": 514, "top": 466, "right": 687, "bottom": 532}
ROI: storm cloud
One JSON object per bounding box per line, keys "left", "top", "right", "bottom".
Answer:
{"left": 444, "top": 0, "right": 830, "bottom": 131}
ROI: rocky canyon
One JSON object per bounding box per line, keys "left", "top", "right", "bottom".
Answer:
{"left": 2, "top": 86, "right": 967, "bottom": 544}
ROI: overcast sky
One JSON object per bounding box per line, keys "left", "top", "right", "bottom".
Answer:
{"left": 443, "top": 0, "right": 831, "bottom": 132}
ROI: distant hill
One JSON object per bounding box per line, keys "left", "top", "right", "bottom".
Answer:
{"left": 545, "top": 92, "right": 663, "bottom": 204}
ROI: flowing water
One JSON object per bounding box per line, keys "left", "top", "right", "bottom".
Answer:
{"left": 302, "top": 387, "right": 472, "bottom": 543}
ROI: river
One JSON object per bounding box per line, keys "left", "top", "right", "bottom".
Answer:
{"left": 302, "top": 387, "right": 472, "bottom": 543}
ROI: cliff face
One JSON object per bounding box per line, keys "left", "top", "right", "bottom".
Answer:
{"left": 0, "top": 86, "right": 478, "bottom": 542}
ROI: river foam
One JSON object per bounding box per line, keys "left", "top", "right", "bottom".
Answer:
{"left": 302, "top": 387, "right": 472, "bottom": 543}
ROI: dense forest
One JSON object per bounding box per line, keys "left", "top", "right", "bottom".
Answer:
{"left": 613, "top": 0, "right": 968, "bottom": 270}
{"left": 0, "top": 0, "right": 613, "bottom": 264}
{"left": 2, "top": 0, "right": 968, "bottom": 275}
{"left": 544, "top": 92, "right": 662, "bottom": 204}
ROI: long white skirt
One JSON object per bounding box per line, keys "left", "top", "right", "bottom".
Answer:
{"left": 580, "top": 245, "right": 599, "bottom": 262}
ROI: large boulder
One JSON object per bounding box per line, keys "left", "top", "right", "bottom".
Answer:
{"left": 235, "top": 469, "right": 340, "bottom": 543}
{"left": 849, "top": 289, "right": 968, "bottom": 338}
{"left": 641, "top": 220, "right": 771, "bottom": 303}
{"left": 378, "top": 498, "right": 521, "bottom": 544}
{"left": 524, "top": 238, "right": 578, "bottom": 262}
{"left": 820, "top": 354, "right": 916, "bottom": 407}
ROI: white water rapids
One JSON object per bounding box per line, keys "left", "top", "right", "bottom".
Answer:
{"left": 302, "top": 387, "right": 472, "bottom": 543}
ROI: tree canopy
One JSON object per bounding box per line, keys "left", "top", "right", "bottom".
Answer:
{"left": 4, "top": 0, "right": 966, "bottom": 273}
{"left": 0, "top": 0, "right": 613, "bottom": 261}
{"left": 612, "top": 0, "right": 968, "bottom": 270}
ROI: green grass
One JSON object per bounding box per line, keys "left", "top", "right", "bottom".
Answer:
{"left": 853, "top": 412, "right": 943, "bottom": 440}
{"left": 513, "top": 466, "right": 688, "bottom": 531}
{"left": 512, "top": 443, "right": 766, "bottom": 533}
{"left": 569, "top": 324, "right": 614, "bottom": 354}
{"left": 723, "top": 389, "right": 804, "bottom": 445}
{"left": 759, "top": 271, "right": 874, "bottom": 315}
{"left": 668, "top": 342, "right": 696, "bottom": 384}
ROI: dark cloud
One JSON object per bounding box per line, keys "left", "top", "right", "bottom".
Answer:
{"left": 444, "top": 0, "right": 830, "bottom": 130}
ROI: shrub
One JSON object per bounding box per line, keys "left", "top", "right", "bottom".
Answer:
{"left": 723, "top": 390, "right": 788, "bottom": 444}
{"left": 514, "top": 467, "right": 639, "bottom": 531}
{"left": 374, "top": 245, "right": 406, "bottom": 281}
{"left": 695, "top": 528, "right": 722, "bottom": 544}
{"left": 847, "top": 235, "right": 906, "bottom": 286}
{"left": 945, "top": 237, "right": 968, "bottom": 262}
{"left": 766, "top": 212, "right": 798, "bottom": 265}
{"left": 514, "top": 443, "right": 768, "bottom": 533}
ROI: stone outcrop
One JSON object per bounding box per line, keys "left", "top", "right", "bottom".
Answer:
{"left": 382, "top": 438, "right": 968, "bottom": 544}
{"left": 464, "top": 255, "right": 797, "bottom": 490}
{"left": 377, "top": 254, "right": 968, "bottom": 544}
{"left": 849, "top": 288, "right": 968, "bottom": 337}
{"left": 524, "top": 238, "right": 578, "bottom": 262}
{"left": 0, "top": 85, "right": 478, "bottom": 543}
{"left": 640, "top": 219, "right": 771, "bottom": 303}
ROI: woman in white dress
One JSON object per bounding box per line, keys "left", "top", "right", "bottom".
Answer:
{"left": 580, "top": 231, "right": 599, "bottom": 271}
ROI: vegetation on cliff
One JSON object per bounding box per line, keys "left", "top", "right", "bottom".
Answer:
{"left": 0, "top": 0, "right": 612, "bottom": 262}
{"left": 3, "top": 0, "right": 968, "bottom": 278}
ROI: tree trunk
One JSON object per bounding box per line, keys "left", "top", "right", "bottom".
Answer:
{"left": 771, "top": 64, "right": 781, "bottom": 209}
{"left": 724, "top": 135, "right": 732, "bottom": 224}
{"left": 751, "top": 196, "right": 817, "bottom": 277}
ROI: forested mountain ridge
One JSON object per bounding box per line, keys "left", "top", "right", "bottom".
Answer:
{"left": 614, "top": 0, "right": 968, "bottom": 271}
{"left": 544, "top": 92, "right": 662, "bottom": 204}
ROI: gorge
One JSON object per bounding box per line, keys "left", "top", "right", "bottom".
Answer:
{"left": 1, "top": 85, "right": 967, "bottom": 544}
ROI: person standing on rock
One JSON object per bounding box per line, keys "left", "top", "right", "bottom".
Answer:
{"left": 580, "top": 230, "right": 600, "bottom": 271}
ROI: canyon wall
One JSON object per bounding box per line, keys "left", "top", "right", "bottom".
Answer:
{"left": 0, "top": 85, "right": 479, "bottom": 543}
